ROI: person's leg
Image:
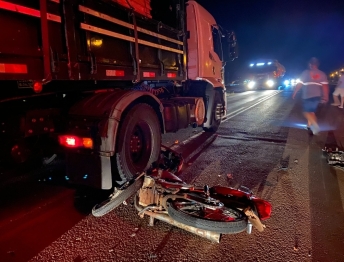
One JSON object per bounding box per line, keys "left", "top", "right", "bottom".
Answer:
{"left": 303, "top": 97, "right": 320, "bottom": 134}
{"left": 304, "top": 112, "right": 319, "bottom": 134}
{"left": 332, "top": 95, "right": 340, "bottom": 105}
{"left": 339, "top": 96, "right": 344, "bottom": 108}
{"left": 332, "top": 88, "right": 340, "bottom": 105}
{"left": 339, "top": 89, "right": 344, "bottom": 108}
{"left": 303, "top": 112, "right": 317, "bottom": 126}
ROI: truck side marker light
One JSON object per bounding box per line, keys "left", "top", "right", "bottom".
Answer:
{"left": 106, "top": 70, "right": 125, "bottom": 77}
{"left": 143, "top": 72, "right": 156, "bottom": 77}
{"left": 167, "top": 72, "right": 177, "bottom": 78}
{"left": 0, "top": 63, "right": 28, "bottom": 74}
{"left": 82, "top": 138, "right": 93, "bottom": 148}
{"left": 58, "top": 135, "right": 93, "bottom": 149}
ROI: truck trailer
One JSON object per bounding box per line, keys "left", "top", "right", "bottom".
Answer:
{"left": 0, "top": 0, "right": 238, "bottom": 190}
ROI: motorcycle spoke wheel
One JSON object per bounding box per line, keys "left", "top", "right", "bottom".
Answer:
{"left": 167, "top": 198, "right": 247, "bottom": 234}
{"left": 92, "top": 178, "right": 143, "bottom": 217}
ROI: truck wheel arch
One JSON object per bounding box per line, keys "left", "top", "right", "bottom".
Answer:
{"left": 69, "top": 89, "right": 164, "bottom": 155}
{"left": 67, "top": 89, "right": 164, "bottom": 190}
{"left": 101, "top": 90, "right": 165, "bottom": 155}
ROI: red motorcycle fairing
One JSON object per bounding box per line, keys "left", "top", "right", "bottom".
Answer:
{"left": 251, "top": 198, "right": 272, "bottom": 221}
{"left": 210, "top": 185, "right": 272, "bottom": 221}
{"left": 210, "top": 185, "right": 248, "bottom": 198}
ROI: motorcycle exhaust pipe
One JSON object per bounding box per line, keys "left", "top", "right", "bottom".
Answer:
{"left": 142, "top": 210, "right": 221, "bottom": 243}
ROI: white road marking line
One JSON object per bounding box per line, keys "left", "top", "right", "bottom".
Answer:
{"left": 223, "top": 90, "right": 282, "bottom": 122}
{"left": 170, "top": 90, "right": 282, "bottom": 158}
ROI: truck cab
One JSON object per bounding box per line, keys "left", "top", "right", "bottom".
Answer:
{"left": 245, "top": 60, "right": 286, "bottom": 90}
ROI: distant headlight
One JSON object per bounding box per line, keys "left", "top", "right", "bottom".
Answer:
{"left": 248, "top": 81, "right": 256, "bottom": 89}
{"left": 266, "top": 80, "right": 274, "bottom": 87}
{"left": 284, "top": 80, "right": 290, "bottom": 86}
{"left": 296, "top": 78, "right": 300, "bottom": 83}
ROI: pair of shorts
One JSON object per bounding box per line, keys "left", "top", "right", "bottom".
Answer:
{"left": 333, "top": 87, "right": 344, "bottom": 97}
{"left": 303, "top": 97, "right": 320, "bottom": 112}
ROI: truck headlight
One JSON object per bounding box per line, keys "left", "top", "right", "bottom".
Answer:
{"left": 248, "top": 81, "right": 256, "bottom": 89}
{"left": 266, "top": 80, "right": 274, "bottom": 87}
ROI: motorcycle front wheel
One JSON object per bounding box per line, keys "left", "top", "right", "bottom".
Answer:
{"left": 167, "top": 198, "right": 247, "bottom": 234}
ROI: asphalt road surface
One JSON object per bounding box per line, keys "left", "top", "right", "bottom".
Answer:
{"left": 1, "top": 89, "right": 344, "bottom": 262}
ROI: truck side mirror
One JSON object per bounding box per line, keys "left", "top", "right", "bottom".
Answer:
{"left": 228, "top": 32, "right": 238, "bottom": 61}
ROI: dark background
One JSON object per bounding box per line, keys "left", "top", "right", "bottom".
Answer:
{"left": 195, "top": 0, "right": 344, "bottom": 82}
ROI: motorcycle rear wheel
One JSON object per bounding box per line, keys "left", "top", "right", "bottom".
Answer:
{"left": 167, "top": 198, "right": 247, "bottom": 234}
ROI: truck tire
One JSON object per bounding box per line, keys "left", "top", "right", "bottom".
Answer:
{"left": 114, "top": 103, "right": 161, "bottom": 184}
{"left": 203, "top": 91, "right": 222, "bottom": 133}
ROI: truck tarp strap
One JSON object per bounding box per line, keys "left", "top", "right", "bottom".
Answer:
{"left": 40, "top": 0, "right": 52, "bottom": 81}
{"left": 132, "top": 13, "right": 140, "bottom": 81}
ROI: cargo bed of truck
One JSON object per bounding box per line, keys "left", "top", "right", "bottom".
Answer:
{"left": 0, "top": 0, "right": 185, "bottom": 96}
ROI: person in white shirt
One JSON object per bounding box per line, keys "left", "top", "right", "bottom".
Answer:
{"left": 331, "top": 74, "right": 344, "bottom": 108}
{"left": 292, "top": 57, "right": 329, "bottom": 135}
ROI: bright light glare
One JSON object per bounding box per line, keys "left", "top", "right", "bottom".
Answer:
{"left": 248, "top": 81, "right": 256, "bottom": 88}
{"left": 284, "top": 80, "right": 290, "bottom": 85}
{"left": 66, "top": 137, "right": 76, "bottom": 146}
{"left": 268, "top": 62, "right": 272, "bottom": 65}
{"left": 266, "top": 80, "right": 274, "bottom": 87}
{"left": 250, "top": 63, "right": 254, "bottom": 67}
{"left": 296, "top": 78, "right": 300, "bottom": 83}
{"left": 257, "top": 63, "right": 265, "bottom": 66}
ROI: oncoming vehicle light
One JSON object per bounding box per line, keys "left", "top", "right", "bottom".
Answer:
{"left": 284, "top": 80, "right": 290, "bottom": 86}
{"left": 58, "top": 135, "right": 93, "bottom": 149}
{"left": 247, "top": 81, "right": 256, "bottom": 89}
{"left": 266, "top": 80, "right": 274, "bottom": 87}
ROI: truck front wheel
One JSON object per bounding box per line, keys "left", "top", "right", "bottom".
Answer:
{"left": 113, "top": 103, "right": 161, "bottom": 185}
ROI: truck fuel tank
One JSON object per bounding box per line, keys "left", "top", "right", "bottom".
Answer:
{"left": 162, "top": 97, "right": 205, "bottom": 132}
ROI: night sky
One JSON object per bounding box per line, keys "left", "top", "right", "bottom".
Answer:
{"left": 195, "top": 0, "right": 344, "bottom": 81}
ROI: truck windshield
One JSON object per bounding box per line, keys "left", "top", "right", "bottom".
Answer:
{"left": 248, "top": 64, "right": 277, "bottom": 74}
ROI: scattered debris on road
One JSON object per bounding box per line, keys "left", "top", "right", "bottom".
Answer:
{"left": 277, "top": 166, "right": 288, "bottom": 171}
{"left": 323, "top": 147, "right": 344, "bottom": 170}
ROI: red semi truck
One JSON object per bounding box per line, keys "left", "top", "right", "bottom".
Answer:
{"left": 0, "top": 0, "right": 237, "bottom": 189}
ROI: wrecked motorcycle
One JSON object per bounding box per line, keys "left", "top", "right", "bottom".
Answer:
{"left": 91, "top": 148, "right": 271, "bottom": 242}
{"left": 133, "top": 169, "right": 271, "bottom": 241}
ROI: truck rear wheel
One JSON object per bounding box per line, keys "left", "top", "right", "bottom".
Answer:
{"left": 113, "top": 103, "right": 161, "bottom": 185}
{"left": 203, "top": 91, "right": 222, "bottom": 133}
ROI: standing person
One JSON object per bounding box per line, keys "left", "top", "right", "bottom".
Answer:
{"left": 331, "top": 73, "right": 344, "bottom": 108}
{"left": 292, "top": 57, "right": 329, "bottom": 135}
